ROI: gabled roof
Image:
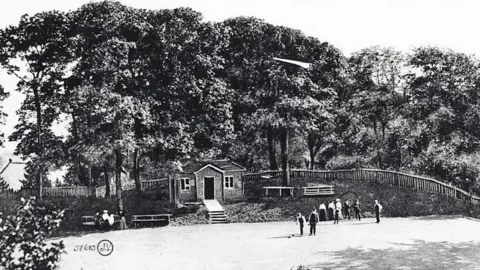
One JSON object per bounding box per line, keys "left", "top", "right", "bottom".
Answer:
{"left": 183, "top": 159, "right": 247, "bottom": 173}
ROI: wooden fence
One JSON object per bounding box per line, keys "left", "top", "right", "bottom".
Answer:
{"left": 1, "top": 186, "right": 95, "bottom": 198}
{"left": 95, "top": 178, "right": 169, "bottom": 198}
{"left": 243, "top": 168, "right": 480, "bottom": 204}
{"left": 0, "top": 178, "right": 169, "bottom": 199}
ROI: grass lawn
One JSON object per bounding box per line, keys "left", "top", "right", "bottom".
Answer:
{"left": 54, "top": 216, "right": 480, "bottom": 270}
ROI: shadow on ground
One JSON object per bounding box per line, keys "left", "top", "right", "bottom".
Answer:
{"left": 309, "top": 240, "right": 480, "bottom": 270}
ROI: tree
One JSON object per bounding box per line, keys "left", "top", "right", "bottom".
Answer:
{"left": 347, "top": 47, "right": 406, "bottom": 169}
{"left": 0, "top": 158, "right": 11, "bottom": 193}
{"left": 0, "top": 11, "right": 73, "bottom": 201}
{"left": 403, "top": 47, "right": 480, "bottom": 184}
{"left": 222, "top": 18, "right": 341, "bottom": 184}
{"left": 0, "top": 85, "right": 9, "bottom": 146}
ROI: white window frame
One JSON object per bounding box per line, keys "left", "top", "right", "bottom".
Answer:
{"left": 180, "top": 178, "right": 190, "bottom": 192}
{"left": 224, "top": 175, "right": 234, "bottom": 189}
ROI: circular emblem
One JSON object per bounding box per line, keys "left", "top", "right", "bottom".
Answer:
{"left": 97, "top": 239, "right": 114, "bottom": 256}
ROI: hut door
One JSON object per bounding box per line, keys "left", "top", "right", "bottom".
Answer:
{"left": 204, "top": 177, "right": 215, "bottom": 199}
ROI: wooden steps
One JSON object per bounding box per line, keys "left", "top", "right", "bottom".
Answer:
{"left": 208, "top": 210, "right": 227, "bottom": 224}
{"left": 203, "top": 200, "right": 227, "bottom": 224}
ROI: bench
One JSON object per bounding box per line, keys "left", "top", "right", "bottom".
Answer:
{"left": 302, "top": 185, "right": 335, "bottom": 196}
{"left": 263, "top": 186, "right": 294, "bottom": 197}
{"left": 131, "top": 214, "right": 172, "bottom": 227}
{"left": 81, "top": 215, "right": 120, "bottom": 230}
{"left": 81, "top": 215, "right": 96, "bottom": 228}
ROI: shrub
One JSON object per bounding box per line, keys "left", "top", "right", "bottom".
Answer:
{"left": 0, "top": 197, "right": 65, "bottom": 270}
{"left": 326, "top": 155, "right": 371, "bottom": 170}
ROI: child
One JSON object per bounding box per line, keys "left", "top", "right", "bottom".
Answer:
{"left": 296, "top": 213, "right": 306, "bottom": 236}
{"left": 374, "top": 200, "right": 383, "bottom": 223}
{"left": 308, "top": 208, "right": 319, "bottom": 236}
{"left": 353, "top": 200, "right": 361, "bottom": 221}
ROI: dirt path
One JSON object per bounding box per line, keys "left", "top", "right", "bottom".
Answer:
{"left": 56, "top": 216, "right": 480, "bottom": 270}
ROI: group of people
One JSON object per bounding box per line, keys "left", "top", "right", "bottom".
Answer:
{"left": 94, "top": 208, "right": 128, "bottom": 231}
{"left": 296, "top": 199, "right": 383, "bottom": 236}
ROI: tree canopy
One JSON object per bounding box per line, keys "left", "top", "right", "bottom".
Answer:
{"left": 1, "top": 1, "right": 480, "bottom": 198}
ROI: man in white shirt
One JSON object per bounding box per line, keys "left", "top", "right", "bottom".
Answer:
{"left": 334, "top": 199, "right": 342, "bottom": 224}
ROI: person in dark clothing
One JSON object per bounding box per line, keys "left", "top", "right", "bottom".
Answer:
{"left": 328, "top": 201, "right": 335, "bottom": 220}
{"left": 374, "top": 200, "right": 383, "bottom": 223}
{"left": 94, "top": 208, "right": 101, "bottom": 230}
{"left": 296, "top": 213, "right": 306, "bottom": 236}
{"left": 308, "top": 209, "right": 319, "bottom": 236}
{"left": 319, "top": 202, "right": 327, "bottom": 222}
{"left": 343, "top": 200, "right": 351, "bottom": 220}
{"left": 118, "top": 209, "right": 128, "bottom": 230}
{"left": 353, "top": 200, "right": 361, "bottom": 221}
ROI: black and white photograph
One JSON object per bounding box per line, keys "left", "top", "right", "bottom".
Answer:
{"left": 1, "top": 0, "right": 480, "bottom": 269}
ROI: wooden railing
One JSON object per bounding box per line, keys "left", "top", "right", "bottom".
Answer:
{"left": 243, "top": 168, "right": 480, "bottom": 204}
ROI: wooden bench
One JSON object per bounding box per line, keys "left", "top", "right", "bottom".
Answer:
{"left": 263, "top": 186, "right": 294, "bottom": 197}
{"left": 131, "top": 214, "right": 172, "bottom": 227}
{"left": 302, "top": 185, "right": 335, "bottom": 196}
{"left": 81, "top": 215, "right": 120, "bottom": 230}
{"left": 81, "top": 215, "right": 96, "bottom": 228}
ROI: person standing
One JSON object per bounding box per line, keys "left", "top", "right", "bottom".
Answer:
{"left": 328, "top": 201, "right": 335, "bottom": 220}
{"left": 334, "top": 199, "right": 342, "bottom": 224}
{"left": 319, "top": 202, "right": 327, "bottom": 222}
{"left": 119, "top": 209, "right": 128, "bottom": 230}
{"left": 296, "top": 213, "right": 306, "bottom": 236}
{"left": 353, "top": 200, "right": 361, "bottom": 221}
{"left": 308, "top": 208, "right": 319, "bottom": 236}
{"left": 374, "top": 200, "right": 383, "bottom": 223}
{"left": 344, "top": 200, "right": 351, "bottom": 220}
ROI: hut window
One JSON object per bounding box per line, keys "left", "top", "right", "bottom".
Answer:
{"left": 225, "top": 176, "right": 234, "bottom": 189}
{"left": 180, "top": 178, "right": 190, "bottom": 191}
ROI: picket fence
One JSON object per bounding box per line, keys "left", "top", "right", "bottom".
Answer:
{"left": 1, "top": 186, "right": 95, "bottom": 198}
{"left": 0, "top": 178, "right": 169, "bottom": 199}
{"left": 243, "top": 168, "right": 480, "bottom": 204}
{"left": 95, "top": 178, "right": 169, "bottom": 198}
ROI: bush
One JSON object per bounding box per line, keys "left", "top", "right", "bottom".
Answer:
{"left": 326, "top": 155, "right": 372, "bottom": 170}
{"left": 0, "top": 197, "right": 65, "bottom": 270}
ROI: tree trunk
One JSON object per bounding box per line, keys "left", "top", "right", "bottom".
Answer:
{"left": 267, "top": 125, "right": 278, "bottom": 170}
{"left": 373, "top": 120, "right": 383, "bottom": 169}
{"left": 279, "top": 126, "right": 290, "bottom": 186}
{"left": 115, "top": 149, "right": 124, "bottom": 215}
{"left": 33, "top": 83, "right": 43, "bottom": 201}
{"left": 87, "top": 166, "right": 92, "bottom": 187}
{"left": 133, "top": 149, "right": 141, "bottom": 194}
{"left": 309, "top": 151, "right": 316, "bottom": 170}
{"left": 104, "top": 165, "right": 110, "bottom": 197}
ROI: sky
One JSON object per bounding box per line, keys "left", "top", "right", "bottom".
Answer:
{"left": 1, "top": 0, "right": 480, "bottom": 189}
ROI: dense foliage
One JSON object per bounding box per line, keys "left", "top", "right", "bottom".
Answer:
{"left": 0, "top": 197, "right": 65, "bottom": 270}
{"left": 0, "top": 0, "right": 480, "bottom": 196}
